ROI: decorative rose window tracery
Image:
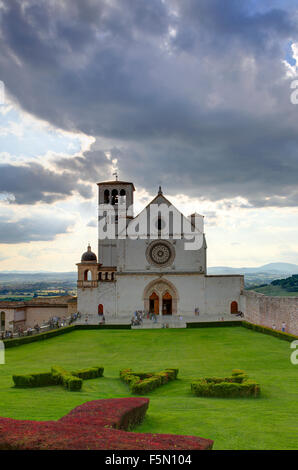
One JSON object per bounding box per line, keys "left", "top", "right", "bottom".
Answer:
{"left": 146, "top": 240, "right": 175, "bottom": 267}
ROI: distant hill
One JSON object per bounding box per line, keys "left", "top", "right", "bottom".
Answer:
{"left": 208, "top": 263, "right": 298, "bottom": 275}
{"left": 208, "top": 263, "right": 298, "bottom": 288}
{"left": 247, "top": 274, "right": 298, "bottom": 297}
{"left": 0, "top": 271, "right": 77, "bottom": 282}
{"left": 1, "top": 263, "right": 298, "bottom": 287}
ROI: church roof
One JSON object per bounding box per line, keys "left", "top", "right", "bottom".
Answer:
{"left": 97, "top": 181, "right": 135, "bottom": 190}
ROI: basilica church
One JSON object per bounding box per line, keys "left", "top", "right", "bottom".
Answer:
{"left": 77, "top": 180, "right": 244, "bottom": 321}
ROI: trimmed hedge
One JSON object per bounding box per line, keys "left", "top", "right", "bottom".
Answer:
{"left": 51, "top": 366, "right": 83, "bottom": 391}
{"left": 12, "top": 365, "right": 104, "bottom": 391}
{"left": 242, "top": 321, "right": 298, "bottom": 342}
{"left": 191, "top": 369, "right": 260, "bottom": 398}
{"left": 76, "top": 324, "right": 131, "bottom": 330}
{"left": 3, "top": 326, "right": 76, "bottom": 349}
{"left": 3, "top": 324, "right": 131, "bottom": 349}
{"left": 12, "top": 372, "right": 56, "bottom": 388}
{"left": 120, "top": 368, "right": 178, "bottom": 394}
{"left": 71, "top": 366, "right": 104, "bottom": 380}
{"left": 187, "top": 321, "right": 241, "bottom": 328}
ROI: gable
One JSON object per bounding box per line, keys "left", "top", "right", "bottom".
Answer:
{"left": 123, "top": 193, "right": 204, "bottom": 239}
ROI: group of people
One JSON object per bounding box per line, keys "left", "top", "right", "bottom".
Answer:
{"left": 130, "top": 310, "right": 183, "bottom": 326}
{"left": 0, "top": 330, "right": 13, "bottom": 340}
{"left": 48, "top": 316, "right": 67, "bottom": 329}
{"left": 69, "top": 312, "right": 81, "bottom": 324}
{"left": 131, "top": 310, "right": 145, "bottom": 326}
{"left": 131, "top": 310, "right": 159, "bottom": 326}
{"left": 272, "top": 321, "right": 287, "bottom": 332}
{"left": 0, "top": 312, "right": 82, "bottom": 341}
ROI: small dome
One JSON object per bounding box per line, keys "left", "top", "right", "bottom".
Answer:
{"left": 81, "top": 244, "right": 97, "bottom": 262}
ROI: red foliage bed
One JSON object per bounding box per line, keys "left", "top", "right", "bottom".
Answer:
{"left": 0, "top": 398, "right": 213, "bottom": 450}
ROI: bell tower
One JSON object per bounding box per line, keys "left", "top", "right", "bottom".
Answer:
{"left": 97, "top": 179, "right": 135, "bottom": 267}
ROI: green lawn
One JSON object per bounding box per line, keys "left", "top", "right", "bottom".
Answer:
{"left": 0, "top": 327, "right": 297, "bottom": 450}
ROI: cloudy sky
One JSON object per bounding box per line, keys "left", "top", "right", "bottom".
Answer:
{"left": 0, "top": 0, "right": 298, "bottom": 271}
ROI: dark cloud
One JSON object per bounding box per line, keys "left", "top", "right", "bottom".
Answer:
{"left": 0, "top": 213, "right": 75, "bottom": 243}
{"left": 0, "top": 0, "right": 298, "bottom": 207}
{"left": 0, "top": 162, "right": 93, "bottom": 204}
{"left": 54, "top": 149, "right": 111, "bottom": 183}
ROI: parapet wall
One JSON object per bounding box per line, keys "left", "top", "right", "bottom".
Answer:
{"left": 243, "top": 290, "right": 298, "bottom": 336}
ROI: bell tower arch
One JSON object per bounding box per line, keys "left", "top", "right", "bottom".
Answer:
{"left": 97, "top": 179, "right": 135, "bottom": 267}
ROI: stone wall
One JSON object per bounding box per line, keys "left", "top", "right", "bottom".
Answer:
{"left": 243, "top": 290, "right": 298, "bottom": 335}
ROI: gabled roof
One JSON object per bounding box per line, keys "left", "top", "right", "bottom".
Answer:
{"left": 121, "top": 188, "right": 204, "bottom": 237}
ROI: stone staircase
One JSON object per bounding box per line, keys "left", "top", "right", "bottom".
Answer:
{"left": 73, "top": 313, "right": 243, "bottom": 329}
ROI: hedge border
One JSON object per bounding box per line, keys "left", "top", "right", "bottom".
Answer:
{"left": 3, "top": 323, "right": 131, "bottom": 348}
{"left": 187, "top": 321, "right": 241, "bottom": 328}
{"left": 242, "top": 321, "right": 298, "bottom": 342}
{"left": 3, "top": 319, "right": 297, "bottom": 350}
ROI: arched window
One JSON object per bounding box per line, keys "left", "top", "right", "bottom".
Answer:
{"left": 98, "top": 304, "right": 104, "bottom": 315}
{"left": 230, "top": 301, "right": 238, "bottom": 314}
{"left": 104, "top": 189, "right": 110, "bottom": 204}
{"left": 111, "top": 189, "right": 118, "bottom": 205}
{"left": 98, "top": 272, "right": 102, "bottom": 281}
{"left": 84, "top": 270, "right": 92, "bottom": 281}
{"left": 119, "top": 189, "right": 126, "bottom": 205}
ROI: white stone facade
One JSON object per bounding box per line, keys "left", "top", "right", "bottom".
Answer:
{"left": 77, "top": 181, "right": 244, "bottom": 320}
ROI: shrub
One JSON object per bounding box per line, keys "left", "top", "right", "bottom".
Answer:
{"left": 191, "top": 370, "right": 260, "bottom": 398}
{"left": 120, "top": 368, "right": 178, "bottom": 394}
{"left": 13, "top": 372, "right": 56, "bottom": 388}
{"left": 51, "top": 366, "right": 83, "bottom": 391}
{"left": 13, "top": 365, "right": 104, "bottom": 391}
{"left": 71, "top": 367, "right": 104, "bottom": 380}
{"left": 0, "top": 398, "right": 213, "bottom": 450}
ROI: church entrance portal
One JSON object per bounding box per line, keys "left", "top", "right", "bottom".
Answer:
{"left": 162, "top": 292, "right": 172, "bottom": 315}
{"left": 144, "top": 279, "right": 178, "bottom": 316}
{"left": 149, "top": 292, "right": 159, "bottom": 315}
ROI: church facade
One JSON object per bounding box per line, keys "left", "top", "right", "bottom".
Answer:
{"left": 77, "top": 180, "right": 244, "bottom": 320}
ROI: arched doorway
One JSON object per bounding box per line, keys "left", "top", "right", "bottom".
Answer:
{"left": 149, "top": 292, "right": 159, "bottom": 315}
{"left": 144, "top": 279, "right": 179, "bottom": 316}
{"left": 0, "top": 311, "right": 5, "bottom": 331}
{"left": 98, "top": 304, "right": 104, "bottom": 315}
{"left": 162, "top": 292, "right": 172, "bottom": 315}
{"left": 230, "top": 301, "right": 238, "bottom": 314}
